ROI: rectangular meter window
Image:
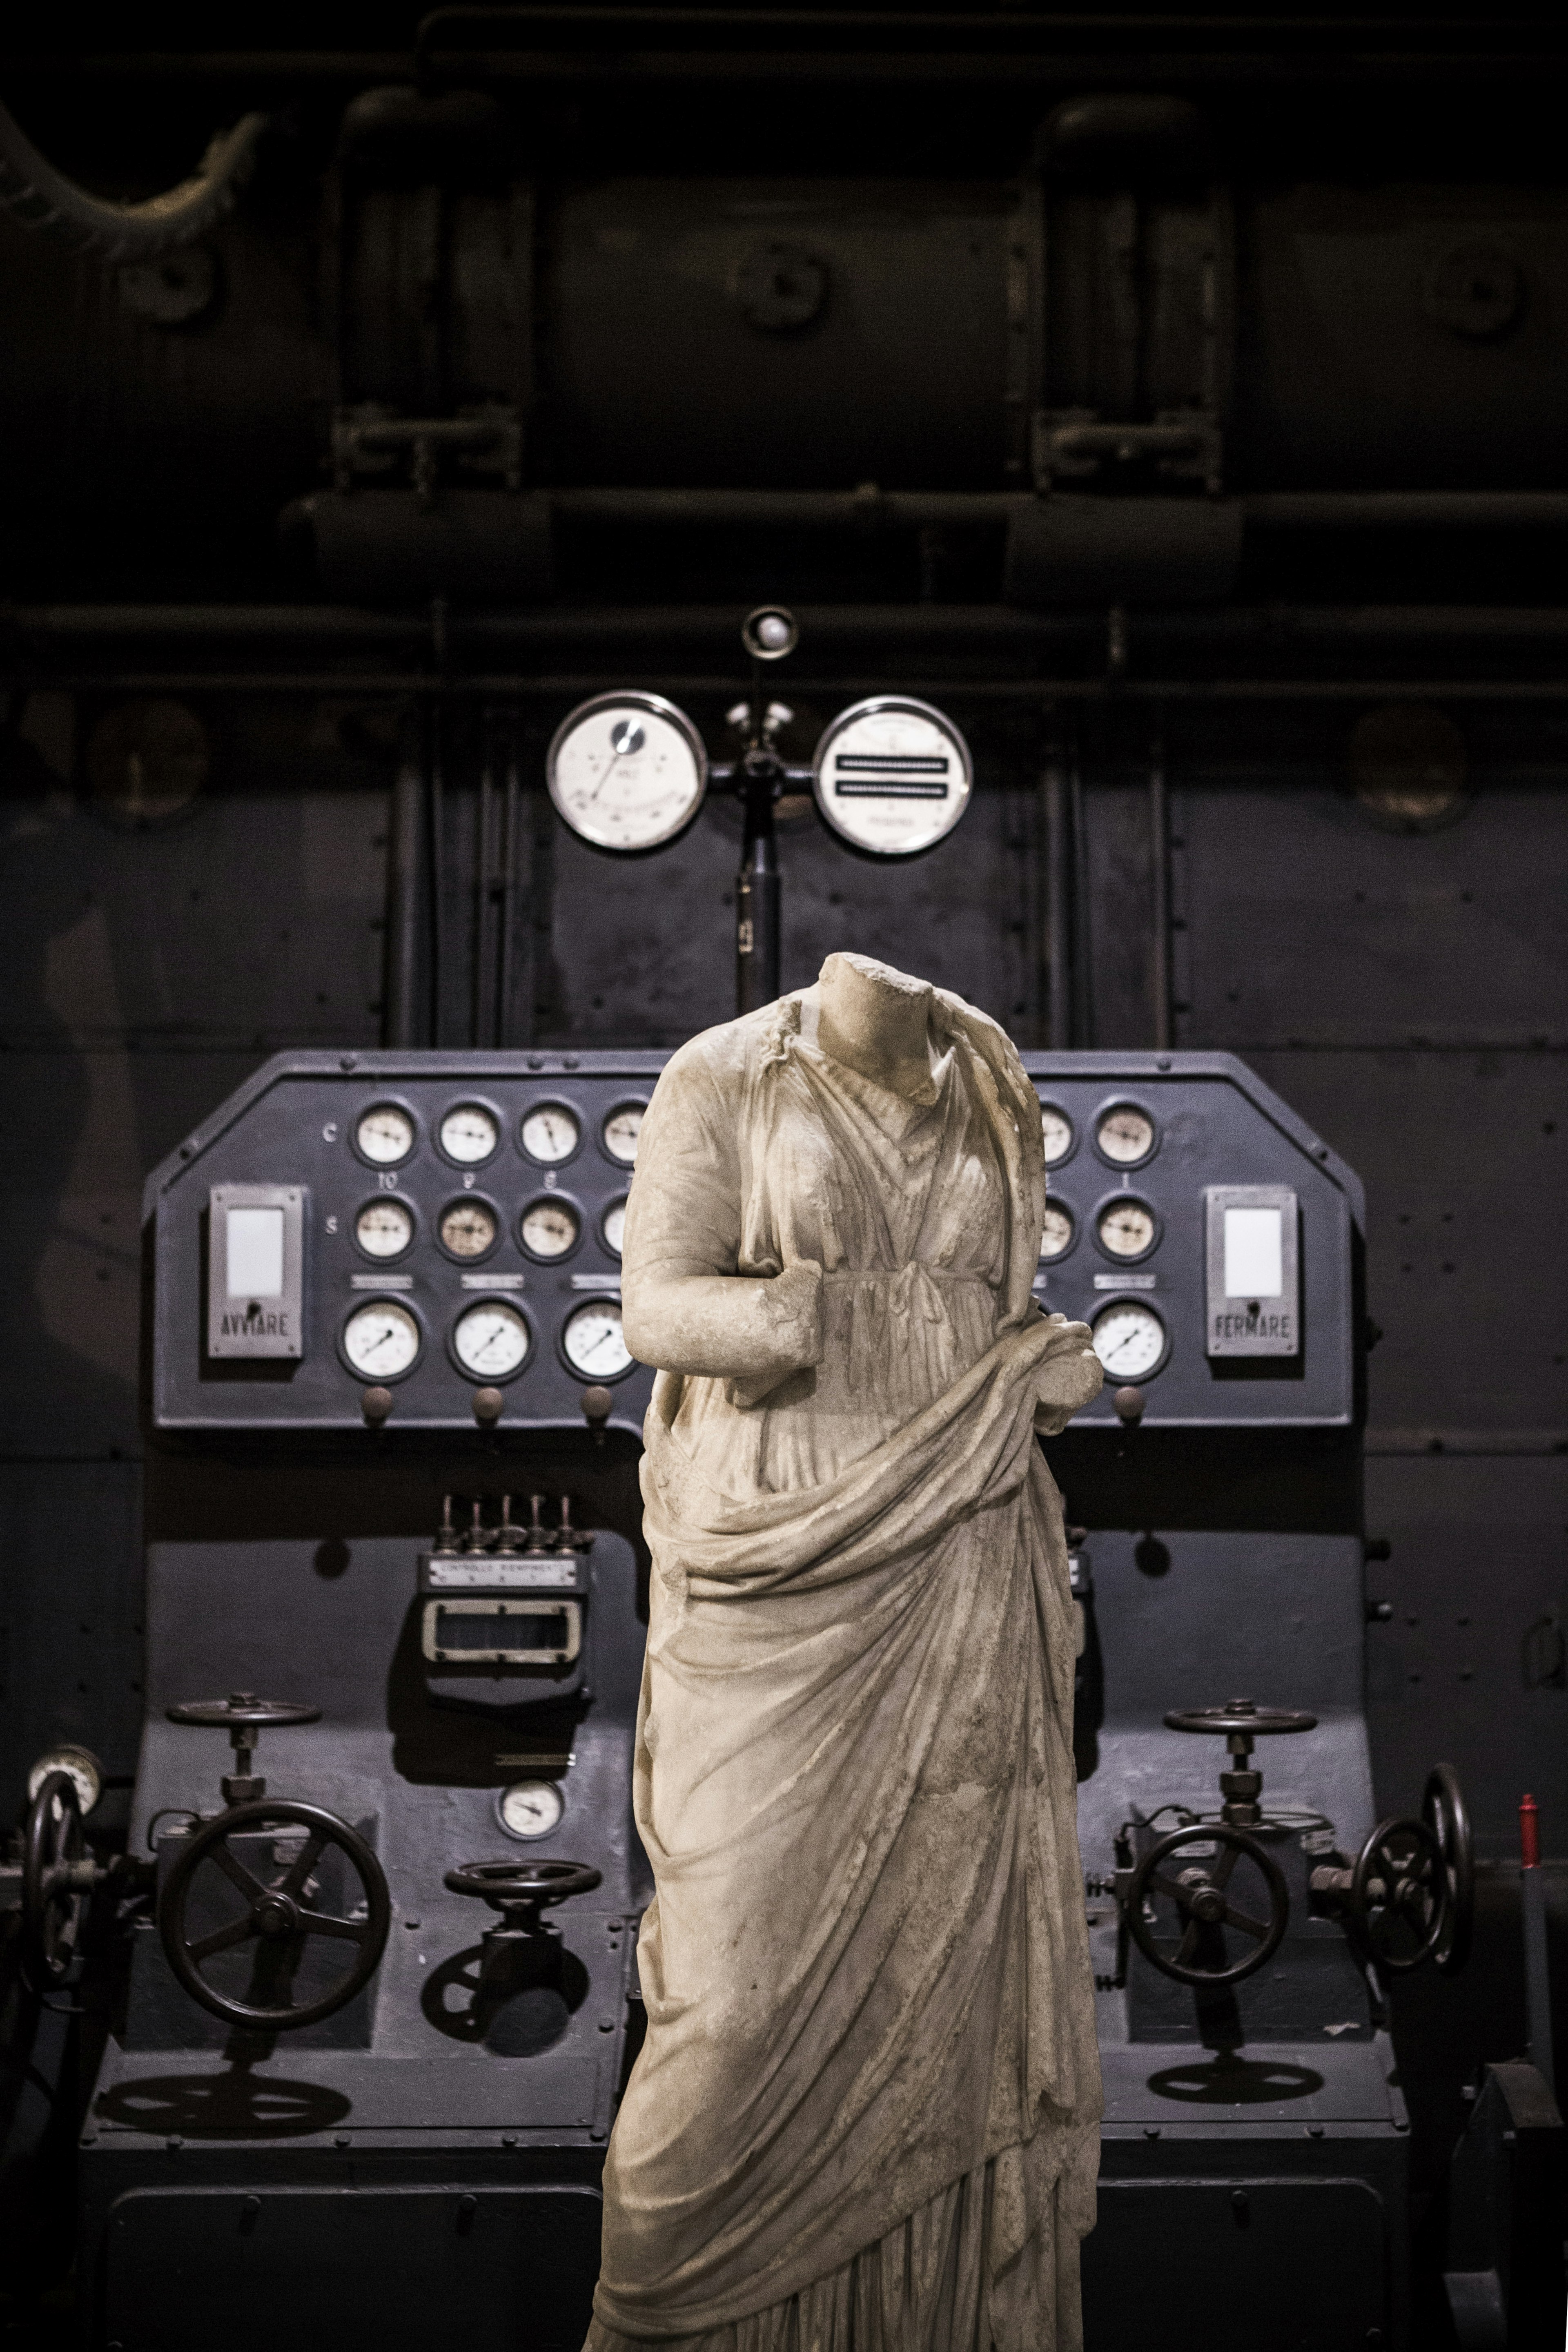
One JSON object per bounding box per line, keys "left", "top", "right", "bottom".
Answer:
{"left": 1205, "top": 1186, "right": 1299, "bottom": 1358}
{"left": 207, "top": 1185, "right": 305, "bottom": 1359}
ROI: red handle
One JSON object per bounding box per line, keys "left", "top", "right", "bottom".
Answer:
{"left": 1520, "top": 1792, "right": 1541, "bottom": 1869}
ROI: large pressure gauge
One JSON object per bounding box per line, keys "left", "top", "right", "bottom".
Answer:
{"left": 342, "top": 1299, "right": 422, "bottom": 1381}
{"left": 812, "top": 697, "right": 972, "bottom": 857}
{"left": 452, "top": 1300, "right": 532, "bottom": 1381}
{"left": 1091, "top": 1299, "right": 1169, "bottom": 1380}
{"left": 561, "top": 1299, "right": 635, "bottom": 1380}
{"left": 548, "top": 691, "right": 708, "bottom": 851}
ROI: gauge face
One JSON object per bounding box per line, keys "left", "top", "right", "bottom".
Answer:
{"left": 497, "top": 1779, "right": 564, "bottom": 1841}
{"left": 602, "top": 1103, "right": 645, "bottom": 1166}
{"left": 342, "top": 1299, "right": 421, "bottom": 1381}
{"left": 355, "top": 1103, "right": 415, "bottom": 1166}
{"left": 520, "top": 1198, "right": 581, "bottom": 1261}
{"left": 452, "top": 1299, "right": 532, "bottom": 1381}
{"left": 548, "top": 691, "right": 708, "bottom": 852}
{"left": 355, "top": 1198, "right": 415, "bottom": 1260}
{"left": 439, "top": 1102, "right": 499, "bottom": 1166}
{"left": 439, "top": 1199, "right": 499, "bottom": 1260}
{"left": 1040, "top": 1104, "right": 1075, "bottom": 1167}
{"left": 1097, "top": 1199, "right": 1158, "bottom": 1259}
{"left": 812, "top": 696, "right": 972, "bottom": 857}
{"left": 562, "top": 1299, "right": 634, "bottom": 1381}
{"left": 1040, "top": 1202, "right": 1075, "bottom": 1261}
{"left": 1096, "top": 1104, "right": 1156, "bottom": 1166}
{"left": 601, "top": 1198, "right": 628, "bottom": 1257}
{"left": 1091, "top": 1300, "right": 1168, "bottom": 1380}
{"left": 26, "top": 1745, "right": 102, "bottom": 1816}
{"left": 520, "top": 1103, "right": 580, "bottom": 1166}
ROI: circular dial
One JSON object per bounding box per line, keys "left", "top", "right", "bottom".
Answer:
{"left": 1040, "top": 1202, "right": 1075, "bottom": 1261}
{"left": 26, "top": 1745, "right": 102, "bottom": 1816}
{"left": 497, "top": 1780, "right": 564, "bottom": 1841}
{"left": 521, "top": 1103, "right": 580, "bottom": 1166}
{"left": 1096, "top": 1104, "right": 1156, "bottom": 1166}
{"left": 562, "top": 1299, "right": 634, "bottom": 1381}
{"left": 439, "top": 1103, "right": 499, "bottom": 1166}
{"left": 439, "top": 1199, "right": 499, "bottom": 1260}
{"left": 812, "top": 697, "right": 972, "bottom": 857}
{"left": 601, "top": 1198, "right": 628, "bottom": 1257}
{"left": 520, "top": 1199, "right": 581, "bottom": 1261}
{"left": 1040, "top": 1104, "right": 1075, "bottom": 1167}
{"left": 1097, "top": 1200, "right": 1157, "bottom": 1259}
{"left": 1091, "top": 1300, "right": 1168, "bottom": 1380}
{"left": 355, "top": 1199, "right": 414, "bottom": 1260}
{"left": 602, "top": 1104, "right": 645, "bottom": 1166}
{"left": 548, "top": 692, "right": 708, "bottom": 852}
{"left": 343, "top": 1300, "right": 421, "bottom": 1381}
{"left": 452, "top": 1300, "right": 531, "bottom": 1380}
{"left": 355, "top": 1104, "right": 414, "bottom": 1166}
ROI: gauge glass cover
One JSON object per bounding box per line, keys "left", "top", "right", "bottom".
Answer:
{"left": 812, "top": 697, "right": 972, "bottom": 856}
{"left": 356, "top": 1104, "right": 414, "bottom": 1166}
{"left": 1096, "top": 1105, "right": 1156, "bottom": 1165}
{"left": 26, "top": 1746, "right": 102, "bottom": 1815}
{"left": 1040, "top": 1203, "right": 1075, "bottom": 1261}
{"left": 343, "top": 1299, "right": 421, "bottom": 1380}
{"left": 1097, "top": 1201, "right": 1157, "bottom": 1259}
{"left": 1091, "top": 1301, "right": 1167, "bottom": 1380}
{"left": 562, "top": 1299, "right": 634, "bottom": 1380}
{"left": 601, "top": 1198, "right": 628, "bottom": 1257}
{"left": 453, "top": 1300, "right": 531, "bottom": 1380}
{"left": 1040, "top": 1105, "right": 1074, "bottom": 1166}
{"left": 521, "top": 1104, "right": 580, "bottom": 1165}
{"left": 355, "top": 1199, "right": 414, "bottom": 1259}
{"left": 521, "top": 1199, "right": 580, "bottom": 1260}
{"left": 602, "top": 1104, "right": 644, "bottom": 1166}
{"left": 548, "top": 692, "right": 708, "bottom": 852}
{"left": 440, "top": 1200, "right": 499, "bottom": 1259}
{"left": 439, "top": 1103, "right": 499, "bottom": 1165}
{"left": 498, "top": 1780, "right": 564, "bottom": 1840}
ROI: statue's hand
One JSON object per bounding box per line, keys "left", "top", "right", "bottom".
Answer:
{"left": 1032, "top": 1316, "right": 1103, "bottom": 1435}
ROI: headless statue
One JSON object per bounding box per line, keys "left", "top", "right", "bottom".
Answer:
{"left": 586, "top": 953, "right": 1104, "bottom": 2352}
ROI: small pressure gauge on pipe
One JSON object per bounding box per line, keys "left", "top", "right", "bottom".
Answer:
{"left": 548, "top": 691, "right": 708, "bottom": 852}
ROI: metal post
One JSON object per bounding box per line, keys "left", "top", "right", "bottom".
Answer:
{"left": 383, "top": 751, "right": 424, "bottom": 1048}
{"left": 1149, "top": 729, "right": 1172, "bottom": 1052}
{"left": 1521, "top": 1794, "right": 1556, "bottom": 2094}
{"left": 1042, "top": 736, "right": 1071, "bottom": 1050}
{"left": 736, "top": 771, "right": 782, "bottom": 1015}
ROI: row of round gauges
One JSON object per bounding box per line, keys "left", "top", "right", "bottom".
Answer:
{"left": 354, "top": 1097, "right": 641, "bottom": 1173}
{"left": 341, "top": 1295, "right": 633, "bottom": 1387}
{"left": 1038, "top": 1097, "right": 1159, "bottom": 1173}
{"left": 355, "top": 1193, "right": 625, "bottom": 1266}
{"left": 548, "top": 693, "right": 972, "bottom": 860}
{"left": 1040, "top": 1193, "right": 1160, "bottom": 1266}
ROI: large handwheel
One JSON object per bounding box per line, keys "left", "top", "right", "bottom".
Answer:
{"left": 1423, "top": 1763, "right": 1474, "bottom": 1977}
{"left": 159, "top": 1798, "right": 390, "bottom": 2029}
{"left": 1126, "top": 1823, "right": 1290, "bottom": 1986}
{"left": 1350, "top": 1815, "right": 1448, "bottom": 1974}
{"left": 22, "top": 1770, "right": 92, "bottom": 1990}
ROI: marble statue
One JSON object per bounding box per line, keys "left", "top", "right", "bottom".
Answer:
{"left": 584, "top": 952, "right": 1105, "bottom": 2352}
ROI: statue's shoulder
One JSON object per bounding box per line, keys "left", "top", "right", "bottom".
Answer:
{"left": 656, "top": 997, "right": 806, "bottom": 1102}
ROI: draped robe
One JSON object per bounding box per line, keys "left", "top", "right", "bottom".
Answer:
{"left": 586, "top": 986, "right": 1101, "bottom": 2352}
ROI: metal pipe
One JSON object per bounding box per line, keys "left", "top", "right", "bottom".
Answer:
{"left": 473, "top": 732, "right": 494, "bottom": 1049}
{"left": 1069, "top": 748, "right": 1094, "bottom": 1048}
{"left": 496, "top": 724, "right": 519, "bottom": 1051}
{"left": 1520, "top": 1795, "right": 1556, "bottom": 2095}
{"left": 383, "top": 755, "right": 425, "bottom": 1049}
{"left": 1148, "top": 733, "right": 1172, "bottom": 1054}
{"left": 1041, "top": 743, "right": 1071, "bottom": 1053}
{"left": 735, "top": 783, "right": 782, "bottom": 1016}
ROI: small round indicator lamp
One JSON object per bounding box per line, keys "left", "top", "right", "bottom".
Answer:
{"left": 742, "top": 606, "right": 799, "bottom": 662}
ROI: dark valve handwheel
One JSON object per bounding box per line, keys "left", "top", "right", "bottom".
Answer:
{"left": 1350, "top": 1815, "right": 1448, "bottom": 1975}
{"left": 159, "top": 1799, "right": 390, "bottom": 2029}
{"left": 1164, "top": 1703, "right": 1318, "bottom": 1737}
{"left": 22, "top": 1771, "right": 95, "bottom": 1990}
{"left": 166, "top": 1697, "right": 321, "bottom": 1729}
{"left": 1126, "top": 1824, "right": 1290, "bottom": 1986}
{"left": 1423, "top": 1762, "right": 1474, "bottom": 1977}
{"left": 444, "top": 1859, "right": 603, "bottom": 1910}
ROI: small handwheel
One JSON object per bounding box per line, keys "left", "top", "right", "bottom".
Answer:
{"left": 1350, "top": 1815, "right": 1448, "bottom": 1975}
{"left": 159, "top": 1799, "right": 390, "bottom": 2029}
{"left": 1423, "top": 1763, "right": 1474, "bottom": 1977}
{"left": 1126, "top": 1824, "right": 1289, "bottom": 1986}
{"left": 444, "top": 1859, "right": 602, "bottom": 1909}
{"left": 22, "top": 1771, "right": 90, "bottom": 1990}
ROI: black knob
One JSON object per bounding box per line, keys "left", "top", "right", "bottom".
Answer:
{"left": 361, "top": 1386, "right": 393, "bottom": 1427}
{"left": 472, "top": 1387, "right": 504, "bottom": 1427}
{"left": 1113, "top": 1384, "right": 1146, "bottom": 1425}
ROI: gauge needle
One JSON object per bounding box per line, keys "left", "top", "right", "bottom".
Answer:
{"left": 586, "top": 739, "right": 630, "bottom": 804}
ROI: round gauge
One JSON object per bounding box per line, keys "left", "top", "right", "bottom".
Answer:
{"left": 355, "top": 1103, "right": 415, "bottom": 1167}
{"left": 520, "top": 1103, "right": 581, "bottom": 1166}
{"left": 342, "top": 1299, "right": 422, "bottom": 1382}
{"left": 354, "top": 1198, "right": 415, "bottom": 1260}
{"left": 811, "top": 696, "right": 972, "bottom": 858}
{"left": 497, "top": 1780, "right": 564, "bottom": 1841}
{"left": 452, "top": 1299, "right": 532, "bottom": 1382}
{"left": 520, "top": 1197, "right": 581, "bottom": 1262}
{"left": 1040, "top": 1202, "right": 1076, "bottom": 1262}
{"left": 601, "top": 1197, "right": 628, "bottom": 1257}
{"left": 1096, "top": 1103, "right": 1157, "bottom": 1167}
{"left": 439, "top": 1102, "right": 499, "bottom": 1166}
{"left": 602, "top": 1103, "right": 645, "bottom": 1167}
{"left": 548, "top": 691, "right": 708, "bottom": 852}
{"left": 561, "top": 1298, "right": 635, "bottom": 1381}
{"left": 1096, "top": 1199, "right": 1158, "bottom": 1260}
{"left": 439, "top": 1199, "right": 499, "bottom": 1260}
{"left": 1039, "top": 1103, "right": 1075, "bottom": 1167}
{"left": 1091, "top": 1300, "right": 1169, "bottom": 1381}
{"left": 26, "top": 1744, "right": 103, "bottom": 1817}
